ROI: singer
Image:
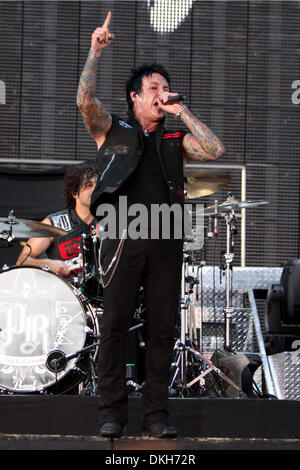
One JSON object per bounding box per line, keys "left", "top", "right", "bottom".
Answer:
{"left": 76, "top": 11, "right": 225, "bottom": 439}
{"left": 16, "top": 163, "right": 98, "bottom": 279}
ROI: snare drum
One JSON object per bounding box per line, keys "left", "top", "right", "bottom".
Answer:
{"left": 0, "top": 265, "right": 99, "bottom": 394}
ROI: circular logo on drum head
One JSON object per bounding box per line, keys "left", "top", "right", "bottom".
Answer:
{"left": 0, "top": 267, "right": 88, "bottom": 392}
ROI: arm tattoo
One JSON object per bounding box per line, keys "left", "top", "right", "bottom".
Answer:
{"left": 181, "top": 108, "right": 224, "bottom": 161}
{"left": 77, "top": 49, "right": 111, "bottom": 136}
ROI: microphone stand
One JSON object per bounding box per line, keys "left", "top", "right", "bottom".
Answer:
{"left": 46, "top": 341, "right": 100, "bottom": 395}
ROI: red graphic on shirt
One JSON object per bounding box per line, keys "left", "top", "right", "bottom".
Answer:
{"left": 58, "top": 237, "right": 81, "bottom": 260}
{"left": 162, "top": 132, "right": 184, "bottom": 139}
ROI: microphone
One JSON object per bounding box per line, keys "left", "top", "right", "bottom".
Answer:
{"left": 165, "top": 94, "right": 185, "bottom": 104}
{"left": 46, "top": 350, "right": 68, "bottom": 372}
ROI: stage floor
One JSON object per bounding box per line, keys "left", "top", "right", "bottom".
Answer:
{"left": 0, "top": 396, "right": 299, "bottom": 450}
{"left": 0, "top": 434, "right": 299, "bottom": 451}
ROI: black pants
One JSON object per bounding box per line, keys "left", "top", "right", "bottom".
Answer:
{"left": 97, "top": 237, "right": 183, "bottom": 428}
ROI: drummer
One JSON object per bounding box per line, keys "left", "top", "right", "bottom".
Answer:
{"left": 16, "top": 163, "right": 98, "bottom": 277}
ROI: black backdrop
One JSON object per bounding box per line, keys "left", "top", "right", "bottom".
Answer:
{"left": 0, "top": 166, "right": 65, "bottom": 266}
{"left": 0, "top": 166, "right": 65, "bottom": 221}
{"left": 0, "top": 0, "right": 300, "bottom": 268}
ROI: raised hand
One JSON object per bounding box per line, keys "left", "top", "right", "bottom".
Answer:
{"left": 77, "top": 11, "right": 113, "bottom": 144}
{"left": 91, "top": 11, "right": 115, "bottom": 56}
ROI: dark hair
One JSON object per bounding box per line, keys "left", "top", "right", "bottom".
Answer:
{"left": 63, "top": 162, "right": 98, "bottom": 209}
{"left": 126, "top": 63, "right": 171, "bottom": 113}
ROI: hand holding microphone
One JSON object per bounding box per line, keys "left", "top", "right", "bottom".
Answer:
{"left": 165, "top": 93, "right": 185, "bottom": 104}
{"left": 158, "top": 92, "right": 187, "bottom": 119}
{"left": 158, "top": 91, "right": 185, "bottom": 106}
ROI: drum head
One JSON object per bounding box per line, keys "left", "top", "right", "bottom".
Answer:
{"left": 0, "top": 266, "right": 89, "bottom": 393}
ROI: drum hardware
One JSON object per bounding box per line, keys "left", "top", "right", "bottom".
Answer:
{"left": 170, "top": 254, "right": 242, "bottom": 397}
{"left": 169, "top": 190, "right": 268, "bottom": 395}
{"left": 169, "top": 253, "right": 205, "bottom": 396}
{"left": 128, "top": 321, "right": 146, "bottom": 349}
{"left": 206, "top": 200, "right": 220, "bottom": 238}
{"left": 86, "top": 348, "right": 99, "bottom": 396}
{"left": 46, "top": 342, "right": 100, "bottom": 373}
{"left": 46, "top": 342, "right": 100, "bottom": 396}
{"left": 207, "top": 192, "right": 269, "bottom": 351}
{"left": 169, "top": 201, "right": 243, "bottom": 397}
{"left": 77, "top": 233, "right": 104, "bottom": 308}
{"left": 41, "top": 265, "right": 51, "bottom": 271}
{"left": 64, "top": 256, "right": 82, "bottom": 272}
{"left": 205, "top": 193, "right": 239, "bottom": 352}
{"left": 0, "top": 210, "right": 67, "bottom": 239}
{"left": 126, "top": 379, "right": 144, "bottom": 394}
{"left": 199, "top": 194, "right": 239, "bottom": 353}
{"left": 204, "top": 194, "right": 269, "bottom": 216}
{"left": 46, "top": 340, "right": 101, "bottom": 396}
{"left": 221, "top": 208, "right": 236, "bottom": 351}
{"left": 125, "top": 293, "right": 148, "bottom": 393}
{"left": 46, "top": 350, "right": 69, "bottom": 373}
{"left": 183, "top": 193, "right": 270, "bottom": 394}
{"left": 78, "top": 233, "right": 89, "bottom": 282}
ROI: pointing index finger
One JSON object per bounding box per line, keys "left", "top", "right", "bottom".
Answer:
{"left": 103, "top": 11, "right": 111, "bottom": 28}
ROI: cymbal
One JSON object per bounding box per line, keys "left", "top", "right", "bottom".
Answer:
{"left": 184, "top": 169, "right": 230, "bottom": 198}
{"left": 0, "top": 217, "right": 67, "bottom": 238}
{"left": 204, "top": 198, "right": 269, "bottom": 216}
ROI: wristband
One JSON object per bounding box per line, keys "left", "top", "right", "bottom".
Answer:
{"left": 176, "top": 104, "right": 187, "bottom": 119}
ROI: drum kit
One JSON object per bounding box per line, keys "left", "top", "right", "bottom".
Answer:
{"left": 0, "top": 210, "right": 101, "bottom": 396}
{"left": 169, "top": 170, "right": 269, "bottom": 397}
{"left": 0, "top": 172, "right": 269, "bottom": 398}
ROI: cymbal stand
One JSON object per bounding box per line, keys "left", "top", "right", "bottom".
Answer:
{"left": 180, "top": 254, "right": 192, "bottom": 384}
{"left": 223, "top": 207, "right": 237, "bottom": 351}
{"left": 169, "top": 253, "right": 200, "bottom": 393}
{"left": 169, "top": 214, "right": 242, "bottom": 396}
{"left": 0, "top": 210, "right": 15, "bottom": 244}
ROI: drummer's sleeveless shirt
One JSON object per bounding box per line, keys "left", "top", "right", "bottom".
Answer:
{"left": 46, "top": 208, "right": 96, "bottom": 262}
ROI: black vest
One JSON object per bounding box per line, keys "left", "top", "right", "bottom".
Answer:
{"left": 90, "top": 114, "right": 186, "bottom": 216}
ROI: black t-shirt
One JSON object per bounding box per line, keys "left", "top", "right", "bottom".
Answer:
{"left": 117, "top": 131, "right": 170, "bottom": 207}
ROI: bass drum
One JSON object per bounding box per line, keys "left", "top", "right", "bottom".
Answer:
{"left": 0, "top": 265, "right": 99, "bottom": 394}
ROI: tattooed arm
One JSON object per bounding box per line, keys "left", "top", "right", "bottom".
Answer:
{"left": 76, "top": 12, "right": 114, "bottom": 148}
{"left": 158, "top": 92, "right": 225, "bottom": 162}
{"left": 180, "top": 107, "right": 225, "bottom": 162}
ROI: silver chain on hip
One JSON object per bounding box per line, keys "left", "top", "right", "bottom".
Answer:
{"left": 98, "top": 229, "right": 127, "bottom": 288}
